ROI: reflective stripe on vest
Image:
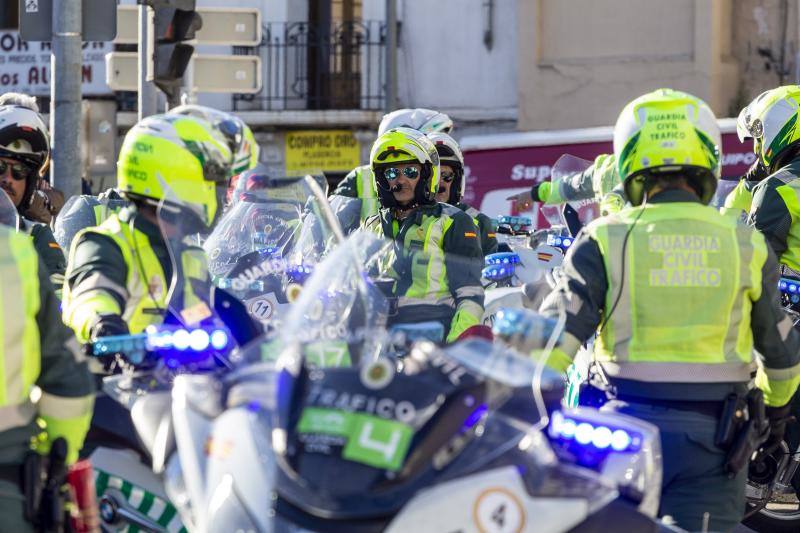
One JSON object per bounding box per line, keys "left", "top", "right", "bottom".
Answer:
{"left": 355, "top": 166, "right": 380, "bottom": 220}
{"left": 65, "top": 214, "right": 169, "bottom": 335}
{"left": 588, "top": 202, "right": 764, "bottom": 384}
{"left": 0, "top": 229, "right": 41, "bottom": 430}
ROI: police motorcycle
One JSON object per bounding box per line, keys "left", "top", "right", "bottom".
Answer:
{"left": 159, "top": 229, "right": 674, "bottom": 532}
{"left": 83, "top": 183, "right": 265, "bottom": 532}
{"left": 203, "top": 171, "right": 343, "bottom": 332}
{"left": 483, "top": 155, "right": 598, "bottom": 326}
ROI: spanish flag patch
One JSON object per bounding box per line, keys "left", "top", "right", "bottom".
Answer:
{"left": 464, "top": 232, "right": 477, "bottom": 238}
{"left": 49, "top": 242, "right": 61, "bottom": 249}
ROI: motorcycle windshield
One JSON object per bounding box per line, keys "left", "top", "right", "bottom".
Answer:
{"left": 0, "top": 189, "right": 18, "bottom": 228}
{"left": 540, "top": 154, "right": 597, "bottom": 228}
{"left": 219, "top": 232, "right": 566, "bottom": 519}
{"left": 711, "top": 178, "right": 740, "bottom": 209}
{"left": 203, "top": 175, "right": 345, "bottom": 328}
{"left": 54, "top": 195, "right": 127, "bottom": 252}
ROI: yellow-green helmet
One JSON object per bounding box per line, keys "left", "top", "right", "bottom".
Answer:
{"left": 737, "top": 85, "right": 800, "bottom": 172}
{"left": 169, "top": 104, "right": 260, "bottom": 176}
{"left": 370, "top": 127, "right": 440, "bottom": 208}
{"left": 117, "top": 114, "right": 232, "bottom": 228}
{"left": 614, "top": 88, "right": 721, "bottom": 206}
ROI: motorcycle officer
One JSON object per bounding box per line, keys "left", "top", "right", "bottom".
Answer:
{"left": 511, "top": 153, "right": 626, "bottom": 217}
{"left": 335, "top": 108, "right": 454, "bottom": 224}
{"left": 363, "top": 127, "right": 484, "bottom": 343}
{"left": 0, "top": 224, "right": 94, "bottom": 531}
{"left": 62, "top": 114, "right": 233, "bottom": 344}
{"left": 537, "top": 88, "right": 800, "bottom": 531}
{"left": 0, "top": 103, "right": 66, "bottom": 280}
{"left": 429, "top": 132, "right": 498, "bottom": 255}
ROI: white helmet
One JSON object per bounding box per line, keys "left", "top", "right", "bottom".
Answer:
{"left": 377, "top": 108, "right": 454, "bottom": 136}
{"left": 0, "top": 105, "right": 50, "bottom": 210}
{"left": 427, "top": 132, "right": 465, "bottom": 204}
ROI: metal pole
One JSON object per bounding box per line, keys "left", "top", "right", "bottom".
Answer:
{"left": 385, "top": 0, "right": 398, "bottom": 112}
{"left": 50, "top": 0, "right": 83, "bottom": 200}
{"left": 138, "top": 5, "right": 158, "bottom": 120}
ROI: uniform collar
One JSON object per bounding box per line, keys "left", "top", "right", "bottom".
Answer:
{"left": 647, "top": 189, "right": 702, "bottom": 204}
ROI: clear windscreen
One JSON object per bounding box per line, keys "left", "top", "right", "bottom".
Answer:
{"left": 203, "top": 175, "right": 345, "bottom": 328}
{"left": 0, "top": 189, "right": 18, "bottom": 228}
{"left": 53, "top": 195, "right": 128, "bottom": 252}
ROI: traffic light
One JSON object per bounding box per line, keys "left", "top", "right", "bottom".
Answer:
{"left": 145, "top": 0, "right": 203, "bottom": 103}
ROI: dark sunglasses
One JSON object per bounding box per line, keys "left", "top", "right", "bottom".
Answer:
{"left": 384, "top": 166, "right": 420, "bottom": 181}
{"left": 0, "top": 160, "right": 31, "bottom": 181}
{"left": 441, "top": 171, "right": 457, "bottom": 183}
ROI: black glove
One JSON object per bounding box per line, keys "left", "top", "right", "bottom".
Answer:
{"left": 762, "top": 403, "right": 794, "bottom": 455}
{"left": 89, "top": 314, "right": 129, "bottom": 341}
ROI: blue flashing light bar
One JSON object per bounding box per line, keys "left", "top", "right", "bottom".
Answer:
{"left": 779, "top": 278, "right": 800, "bottom": 304}
{"left": 485, "top": 252, "right": 521, "bottom": 267}
{"left": 497, "top": 215, "right": 532, "bottom": 228}
{"left": 482, "top": 263, "right": 515, "bottom": 282}
{"left": 491, "top": 308, "right": 527, "bottom": 337}
{"left": 144, "top": 325, "right": 230, "bottom": 353}
{"left": 92, "top": 326, "right": 232, "bottom": 367}
{"left": 287, "top": 263, "right": 313, "bottom": 284}
{"left": 216, "top": 278, "right": 265, "bottom": 292}
{"left": 549, "top": 411, "right": 642, "bottom": 453}
{"left": 547, "top": 234, "right": 573, "bottom": 249}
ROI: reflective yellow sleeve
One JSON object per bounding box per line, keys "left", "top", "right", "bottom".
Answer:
{"left": 447, "top": 302, "right": 483, "bottom": 343}
{"left": 539, "top": 181, "right": 566, "bottom": 205}
{"left": 755, "top": 365, "right": 800, "bottom": 407}
{"left": 529, "top": 347, "right": 574, "bottom": 374}
{"left": 721, "top": 180, "right": 753, "bottom": 215}
{"left": 35, "top": 392, "right": 95, "bottom": 464}
{"left": 62, "top": 291, "right": 121, "bottom": 343}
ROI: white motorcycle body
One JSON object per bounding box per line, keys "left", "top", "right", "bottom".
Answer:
{"left": 91, "top": 389, "right": 187, "bottom": 532}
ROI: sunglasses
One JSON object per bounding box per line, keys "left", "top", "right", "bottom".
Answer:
{"left": 384, "top": 166, "right": 421, "bottom": 181}
{"left": 0, "top": 160, "right": 31, "bottom": 181}
{"left": 441, "top": 171, "right": 457, "bottom": 183}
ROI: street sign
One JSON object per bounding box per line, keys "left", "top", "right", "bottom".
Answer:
{"left": 107, "top": 52, "right": 262, "bottom": 94}
{"left": 106, "top": 52, "right": 138, "bottom": 92}
{"left": 116, "top": 5, "right": 262, "bottom": 46}
{"left": 193, "top": 55, "right": 262, "bottom": 93}
{"left": 18, "top": 0, "right": 117, "bottom": 42}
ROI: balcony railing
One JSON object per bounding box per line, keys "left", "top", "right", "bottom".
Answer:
{"left": 232, "top": 20, "right": 387, "bottom": 112}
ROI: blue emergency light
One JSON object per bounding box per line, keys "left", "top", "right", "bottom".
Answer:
{"left": 485, "top": 252, "right": 521, "bottom": 266}
{"left": 215, "top": 277, "right": 265, "bottom": 292}
{"left": 779, "top": 278, "right": 800, "bottom": 304}
{"left": 496, "top": 215, "right": 532, "bottom": 232}
{"left": 547, "top": 234, "right": 573, "bottom": 250}
{"left": 549, "top": 410, "right": 641, "bottom": 453}
{"left": 482, "top": 263, "right": 515, "bottom": 282}
{"left": 91, "top": 326, "right": 231, "bottom": 366}
{"left": 287, "top": 263, "right": 313, "bottom": 284}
